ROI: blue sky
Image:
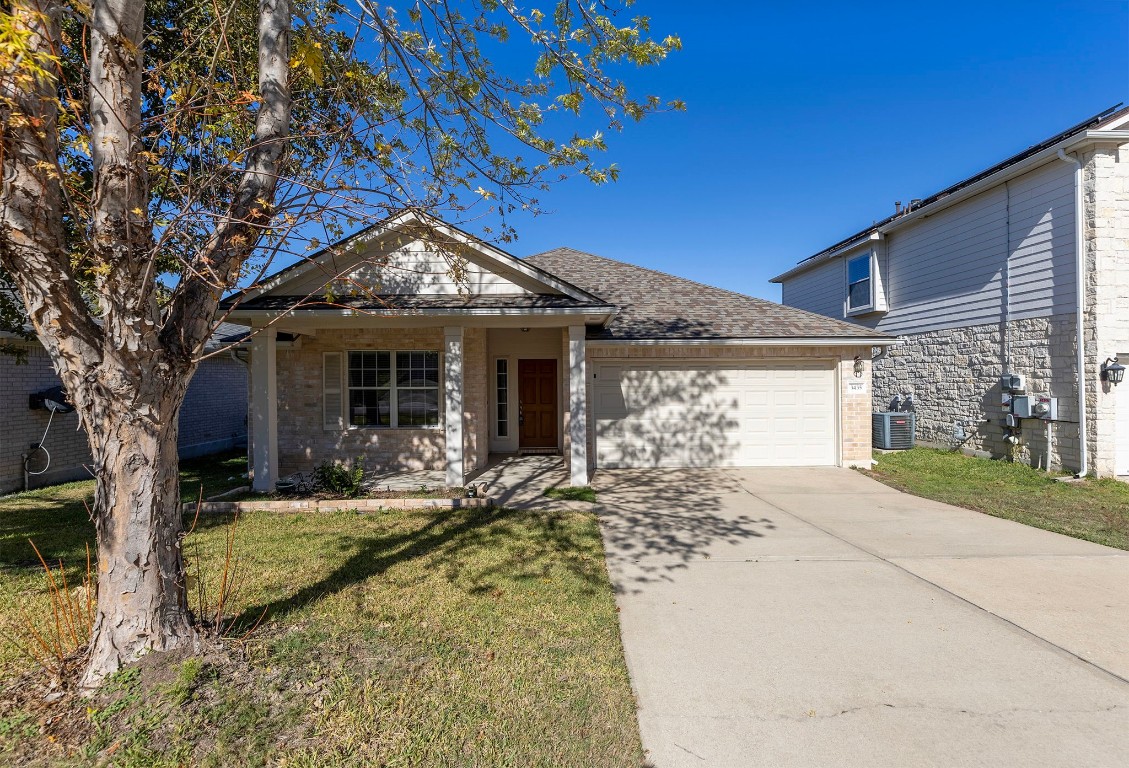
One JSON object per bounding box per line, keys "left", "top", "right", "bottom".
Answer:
{"left": 484, "top": 1, "right": 1129, "bottom": 300}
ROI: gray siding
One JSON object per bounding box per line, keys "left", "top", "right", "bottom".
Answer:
{"left": 780, "top": 258, "right": 843, "bottom": 319}
{"left": 779, "top": 158, "right": 1078, "bottom": 336}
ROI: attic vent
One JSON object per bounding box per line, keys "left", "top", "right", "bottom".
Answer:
{"left": 873, "top": 412, "right": 915, "bottom": 450}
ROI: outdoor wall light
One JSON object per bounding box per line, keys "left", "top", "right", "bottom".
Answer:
{"left": 1102, "top": 357, "right": 1126, "bottom": 385}
{"left": 853, "top": 356, "right": 865, "bottom": 378}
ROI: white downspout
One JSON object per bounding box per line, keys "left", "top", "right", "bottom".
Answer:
{"left": 1057, "top": 149, "right": 1088, "bottom": 477}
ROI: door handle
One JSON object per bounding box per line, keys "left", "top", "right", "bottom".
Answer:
{"left": 518, "top": 401, "right": 524, "bottom": 425}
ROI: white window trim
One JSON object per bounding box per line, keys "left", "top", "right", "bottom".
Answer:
{"left": 845, "top": 250, "right": 875, "bottom": 316}
{"left": 345, "top": 349, "right": 443, "bottom": 430}
{"left": 494, "top": 356, "right": 510, "bottom": 439}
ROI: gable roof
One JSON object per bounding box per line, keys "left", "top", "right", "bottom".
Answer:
{"left": 223, "top": 209, "right": 605, "bottom": 310}
{"left": 525, "top": 247, "right": 890, "bottom": 342}
{"left": 771, "top": 103, "right": 1129, "bottom": 283}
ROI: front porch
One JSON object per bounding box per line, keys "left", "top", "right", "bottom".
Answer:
{"left": 247, "top": 323, "right": 591, "bottom": 493}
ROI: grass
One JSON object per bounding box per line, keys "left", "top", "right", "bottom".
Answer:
{"left": 0, "top": 452, "right": 642, "bottom": 766}
{"left": 543, "top": 486, "right": 597, "bottom": 503}
{"left": 866, "top": 447, "right": 1129, "bottom": 550}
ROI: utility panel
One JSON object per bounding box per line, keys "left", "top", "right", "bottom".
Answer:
{"left": 1000, "top": 373, "right": 1026, "bottom": 394}
{"left": 1012, "top": 395, "right": 1059, "bottom": 421}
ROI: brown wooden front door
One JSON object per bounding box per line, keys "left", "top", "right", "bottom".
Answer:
{"left": 518, "top": 359, "right": 558, "bottom": 449}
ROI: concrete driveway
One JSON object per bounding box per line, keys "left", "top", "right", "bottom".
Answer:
{"left": 593, "top": 467, "right": 1129, "bottom": 768}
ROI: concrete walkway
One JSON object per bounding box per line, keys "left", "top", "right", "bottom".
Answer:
{"left": 594, "top": 467, "right": 1129, "bottom": 768}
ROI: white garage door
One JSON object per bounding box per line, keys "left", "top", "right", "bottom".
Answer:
{"left": 593, "top": 360, "right": 837, "bottom": 468}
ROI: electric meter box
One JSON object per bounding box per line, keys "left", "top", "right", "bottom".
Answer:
{"left": 1012, "top": 395, "right": 1059, "bottom": 421}
{"left": 1001, "top": 373, "right": 1027, "bottom": 394}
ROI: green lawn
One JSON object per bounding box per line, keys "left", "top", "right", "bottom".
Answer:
{"left": 866, "top": 447, "right": 1129, "bottom": 550}
{"left": 0, "top": 453, "right": 642, "bottom": 767}
{"left": 543, "top": 486, "right": 598, "bottom": 503}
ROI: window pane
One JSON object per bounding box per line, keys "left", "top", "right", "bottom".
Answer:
{"left": 397, "top": 350, "right": 439, "bottom": 387}
{"left": 848, "top": 278, "right": 872, "bottom": 309}
{"left": 398, "top": 389, "right": 439, "bottom": 427}
{"left": 349, "top": 388, "right": 390, "bottom": 427}
{"left": 848, "top": 254, "right": 870, "bottom": 284}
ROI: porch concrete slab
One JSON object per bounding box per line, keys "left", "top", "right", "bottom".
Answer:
{"left": 595, "top": 467, "right": 1129, "bottom": 768}
{"left": 468, "top": 454, "right": 569, "bottom": 507}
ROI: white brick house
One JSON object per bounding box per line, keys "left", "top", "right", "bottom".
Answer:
{"left": 772, "top": 105, "right": 1129, "bottom": 476}
{"left": 224, "top": 211, "right": 895, "bottom": 491}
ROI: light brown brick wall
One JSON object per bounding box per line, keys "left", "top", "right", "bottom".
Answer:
{"left": 273, "top": 327, "right": 488, "bottom": 477}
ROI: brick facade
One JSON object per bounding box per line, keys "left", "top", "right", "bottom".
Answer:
{"left": 271, "top": 327, "right": 488, "bottom": 477}
{"left": 1, "top": 345, "right": 248, "bottom": 493}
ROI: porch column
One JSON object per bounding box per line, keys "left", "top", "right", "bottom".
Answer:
{"left": 250, "top": 326, "right": 278, "bottom": 492}
{"left": 444, "top": 326, "right": 464, "bottom": 487}
{"left": 568, "top": 325, "right": 589, "bottom": 486}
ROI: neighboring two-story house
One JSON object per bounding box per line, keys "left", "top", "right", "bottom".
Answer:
{"left": 772, "top": 105, "right": 1129, "bottom": 477}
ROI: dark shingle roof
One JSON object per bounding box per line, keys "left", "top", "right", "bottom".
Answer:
{"left": 525, "top": 248, "right": 887, "bottom": 341}
{"left": 224, "top": 293, "right": 611, "bottom": 312}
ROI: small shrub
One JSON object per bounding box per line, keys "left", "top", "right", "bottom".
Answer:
{"left": 313, "top": 458, "right": 365, "bottom": 498}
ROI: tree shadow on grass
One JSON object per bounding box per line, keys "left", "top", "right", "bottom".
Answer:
{"left": 229, "top": 506, "right": 609, "bottom": 629}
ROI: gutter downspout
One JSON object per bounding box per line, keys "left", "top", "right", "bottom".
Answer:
{"left": 1057, "top": 148, "right": 1088, "bottom": 477}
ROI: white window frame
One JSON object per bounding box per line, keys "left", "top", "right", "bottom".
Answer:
{"left": 346, "top": 350, "right": 442, "bottom": 429}
{"left": 846, "top": 251, "right": 874, "bottom": 315}
{"left": 494, "top": 357, "right": 510, "bottom": 438}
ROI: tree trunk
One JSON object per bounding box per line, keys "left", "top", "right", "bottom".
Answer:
{"left": 81, "top": 365, "right": 198, "bottom": 688}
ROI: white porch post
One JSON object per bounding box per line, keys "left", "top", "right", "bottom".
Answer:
{"left": 250, "top": 326, "right": 278, "bottom": 492}
{"left": 444, "top": 327, "right": 465, "bottom": 487}
{"left": 568, "top": 325, "right": 589, "bottom": 486}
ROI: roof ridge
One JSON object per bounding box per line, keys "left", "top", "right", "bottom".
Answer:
{"left": 527, "top": 247, "right": 778, "bottom": 307}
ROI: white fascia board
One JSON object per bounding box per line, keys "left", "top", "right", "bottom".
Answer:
{"left": 773, "top": 129, "right": 1129, "bottom": 284}
{"left": 588, "top": 336, "right": 898, "bottom": 347}
{"left": 770, "top": 233, "right": 880, "bottom": 283}
{"left": 237, "top": 210, "right": 603, "bottom": 305}
{"left": 228, "top": 306, "right": 616, "bottom": 321}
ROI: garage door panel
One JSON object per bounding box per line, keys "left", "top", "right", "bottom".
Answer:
{"left": 594, "top": 360, "right": 836, "bottom": 468}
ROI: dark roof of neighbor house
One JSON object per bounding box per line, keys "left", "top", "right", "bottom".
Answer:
{"left": 779, "top": 103, "right": 1129, "bottom": 275}
{"left": 524, "top": 247, "right": 887, "bottom": 341}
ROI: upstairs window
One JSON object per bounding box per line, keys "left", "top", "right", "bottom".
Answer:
{"left": 847, "top": 253, "right": 873, "bottom": 313}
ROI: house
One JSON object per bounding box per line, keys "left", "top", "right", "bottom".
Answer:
{"left": 222, "top": 211, "right": 895, "bottom": 491}
{"left": 772, "top": 105, "right": 1129, "bottom": 476}
{"left": 0, "top": 323, "right": 249, "bottom": 493}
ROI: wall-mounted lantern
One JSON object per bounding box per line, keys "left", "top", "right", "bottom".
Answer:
{"left": 853, "top": 355, "right": 865, "bottom": 378}
{"left": 1101, "top": 357, "right": 1125, "bottom": 385}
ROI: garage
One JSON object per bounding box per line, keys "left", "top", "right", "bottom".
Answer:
{"left": 593, "top": 360, "right": 837, "bottom": 468}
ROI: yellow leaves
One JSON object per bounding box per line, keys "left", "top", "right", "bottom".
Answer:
{"left": 292, "top": 40, "right": 325, "bottom": 86}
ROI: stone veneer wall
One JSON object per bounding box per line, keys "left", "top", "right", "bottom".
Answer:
{"left": 871, "top": 315, "right": 1081, "bottom": 471}
{"left": 1087, "top": 142, "right": 1129, "bottom": 476}
{"left": 273, "top": 327, "right": 487, "bottom": 477}
{"left": 585, "top": 344, "right": 874, "bottom": 468}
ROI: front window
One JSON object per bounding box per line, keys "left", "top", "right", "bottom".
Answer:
{"left": 348, "top": 350, "right": 439, "bottom": 427}
{"left": 496, "top": 359, "right": 509, "bottom": 437}
{"left": 847, "top": 253, "right": 872, "bottom": 312}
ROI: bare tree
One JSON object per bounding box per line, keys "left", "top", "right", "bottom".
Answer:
{"left": 0, "top": 0, "right": 680, "bottom": 686}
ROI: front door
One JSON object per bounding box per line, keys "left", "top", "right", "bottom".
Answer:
{"left": 519, "top": 359, "right": 558, "bottom": 449}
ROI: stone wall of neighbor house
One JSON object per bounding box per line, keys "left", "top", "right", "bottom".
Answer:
{"left": 274, "top": 327, "right": 488, "bottom": 478}
{"left": 0, "top": 345, "right": 248, "bottom": 494}
{"left": 1087, "top": 142, "right": 1129, "bottom": 476}
{"left": 871, "top": 315, "right": 1082, "bottom": 471}
{"left": 585, "top": 343, "right": 875, "bottom": 468}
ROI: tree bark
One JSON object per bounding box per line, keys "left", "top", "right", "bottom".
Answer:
{"left": 82, "top": 358, "right": 198, "bottom": 688}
